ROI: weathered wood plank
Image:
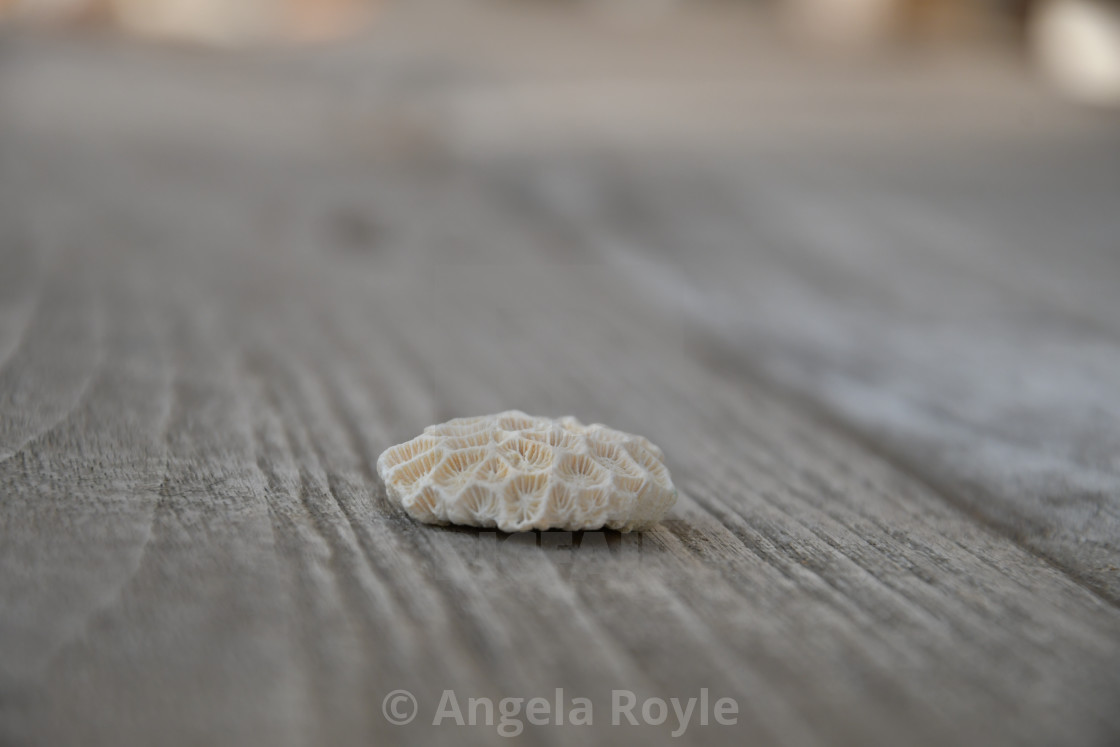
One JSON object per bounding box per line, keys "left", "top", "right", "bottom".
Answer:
{"left": 2, "top": 10, "right": 1120, "bottom": 746}
{"left": 503, "top": 147, "right": 1120, "bottom": 602}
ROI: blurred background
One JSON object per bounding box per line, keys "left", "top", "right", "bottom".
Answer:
{"left": 1, "top": 0, "right": 1120, "bottom": 104}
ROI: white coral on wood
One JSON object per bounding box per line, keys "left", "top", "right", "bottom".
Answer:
{"left": 377, "top": 411, "right": 677, "bottom": 533}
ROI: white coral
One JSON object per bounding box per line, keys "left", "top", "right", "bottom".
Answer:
{"left": 377, "top": 411, "right": 677, "bottom": 533}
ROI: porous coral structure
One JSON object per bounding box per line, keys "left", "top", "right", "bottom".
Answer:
{"left": 377, "top": 411, "right": 677, "bottom": 532}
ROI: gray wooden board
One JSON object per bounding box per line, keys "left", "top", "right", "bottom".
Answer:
{"left": 1, "top": 6, "right": 1120, "bottom": 746}
{"left": 499, "top": 142, "right": 1120, "bottom": 603}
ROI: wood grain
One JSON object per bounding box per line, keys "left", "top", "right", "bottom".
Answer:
{"left": 502, "top": 145, "right": 1120, "bottom": 603}
{"left": 1, "top": 5, "right": 1119, "bottom": 745}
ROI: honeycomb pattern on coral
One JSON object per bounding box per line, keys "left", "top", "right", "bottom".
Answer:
{"left": 377, "top": 411, "right": 677, "bottom": 533}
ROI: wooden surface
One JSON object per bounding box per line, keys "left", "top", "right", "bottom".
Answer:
{"left": 2, "top": 3, "right": 1119, "bottom": 745}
